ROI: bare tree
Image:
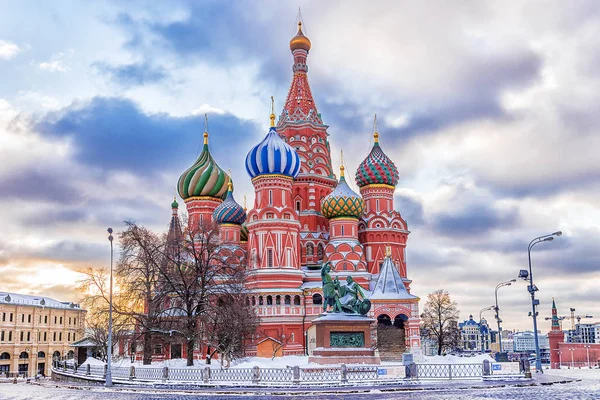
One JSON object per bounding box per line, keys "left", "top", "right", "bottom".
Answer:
{"left": 117, "top": 222, "right": 169, "bottom": 364}
{"left": 158, "top": 220, "right": 250, "bottom": 366}
{"left": 420, "top": 289, "right": 460, "bottom": 355}
{"left": 77, "top": 222, "right": 167, "bottom": 365}
{"left": 77, "top": 268, "right": 129, "bottom": 361}
{"left": 203, "top": 292, "right": 258, "bottom": 368}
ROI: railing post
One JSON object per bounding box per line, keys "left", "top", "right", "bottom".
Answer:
{"left": 203, "top": 366, "right": 211, "bottom": 384}
{"left": 448, "top": 364, "right": 452, "bottom": 380}
{"left": 74, "top": 362, "right": 78, "bottom": 373}
{"left": 483, "top": 360, "right": 491, "bottom": 376}
{"left": 103, "top": 364, "right": 107, "bottom": 378}
{"left": 252, "top": 366, "right": 260, "bottom": 384}
{"left": 129, "top": 366, "right": 135, "bottom": 381}
{"left": 340, "top": 364, "right": 347, "bottom": 384}
{"left": 410, "top": 363, "right": 418, "bottom": 380}
{"left": 86, "top": 364, "right": 90, "bottom": 376}
{"left": 293, "top": 365, "right": 300, "bottom": 385}
{"left": 162, "top": 366, "right": 169, "bottom": 382}
{"left": 63, "top": 362, "right": 67, "bottom": 372}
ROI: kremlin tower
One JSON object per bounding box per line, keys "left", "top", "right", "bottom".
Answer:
{"left": 168, "top": 18, "right": 421, "bottom": 358}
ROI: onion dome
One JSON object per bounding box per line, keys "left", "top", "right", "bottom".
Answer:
{"left": 245, "top": 109, "right": 301, "bottom": 179}
{"left": 355, "top": 131, "right": 399, "bottom": 188}
{"left": 240, "top": 224, "right": 249, "bottom": 242}
{"left": 213, "top": 182, "right": 247, "bottom": 225}
{"left": 322, "top": 166, "right": 365, "bottom": 219}
{"left": 178, "top": 132, "right": 231, "bottom": 200}
{"left": 290, "top": 21, "right": 311, "bottom": 52}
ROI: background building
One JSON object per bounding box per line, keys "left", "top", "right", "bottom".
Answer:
{"left": 459, "top": 315, "right": 491, "bottom": 353}
{"left": 0, "top": 292, "right": 85, "bottom": 376}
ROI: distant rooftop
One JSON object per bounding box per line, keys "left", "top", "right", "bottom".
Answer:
{"left": 0, "top": 291, "right": 83, "bottom": 310}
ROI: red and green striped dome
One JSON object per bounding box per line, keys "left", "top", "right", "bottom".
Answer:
{"left": 322, "top": 166, "right": 365, "bottom": 219}
{"left": 355, "top": 132, "right": 399, "bottom": 188}
{"left": 178, "top": 132, "right": 231, "bottom": 200}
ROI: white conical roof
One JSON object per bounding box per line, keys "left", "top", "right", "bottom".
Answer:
{"left": 370, "top": 256, "right": 417, "bottom": 300}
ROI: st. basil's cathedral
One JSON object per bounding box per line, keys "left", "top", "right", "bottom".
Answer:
{"left": 171, "top": 21, "right": 421, "bottom": 358}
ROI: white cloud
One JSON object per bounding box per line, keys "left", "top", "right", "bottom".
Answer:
{"left": 38, "top": 50, "right": 74, "bottom": 72}
{"left": 0, "top": 40, "right": 20, "bottom": 59}
{"left": 191, "top": 104, "right": 226, "bottom": 116}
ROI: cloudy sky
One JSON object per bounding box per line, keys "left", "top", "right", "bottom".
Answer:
{"left": 1, "top": 1, "right": 598, "bottom": 333}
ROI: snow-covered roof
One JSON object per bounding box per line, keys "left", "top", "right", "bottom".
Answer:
{"left": 369, "top": 256, "right": 417, "bottom": 301}
{"left": 0, "top": 292, "right": 83, "bottom": 310}
{"left": 71, "top": 337, "right": 98, "bottom": 347}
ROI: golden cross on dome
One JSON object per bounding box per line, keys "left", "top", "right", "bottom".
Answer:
{"left": 270, "top": 96, "right": 276, "bottom": 127}
{"left": 203, "top": 113, "right": 209, "bottom": 145}
{"left": 373, "top": 113, "right": 379, "bottom": 144}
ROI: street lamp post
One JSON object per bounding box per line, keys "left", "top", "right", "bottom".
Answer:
{"left": 559, "top": 350, "right": 562, "bottom": 369}
{"left": 479, "top": 306, "right": 495, "bottom": 353}
{"left": 584, "top": 345, "right": 591, "bottom": 368}
{"left": 570, "top": 348, "right": 574, "bottom": 368}
{"left": 495, "top": 279, "right": 516, "bottom": 353}
{"left": 521, "top": 231, "right": 562, "bottom": 374}
{"left": 105, "top": 228, "right": 114, "bottom": 387}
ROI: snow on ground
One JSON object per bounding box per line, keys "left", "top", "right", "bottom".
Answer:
{"left": 421, "top": 354, "right": 495, "bottom": 364}
{"left": 544, "top": 366, "right": 600, "bottom": 379}
{"left": 80, "top": 357, "right": 105, "bottom": 366}
{"left": 104, "top": 354, "right": 493, "bottom": 370}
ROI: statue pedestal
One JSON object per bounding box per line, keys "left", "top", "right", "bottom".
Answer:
{"left": 308, "top": 313, "right": 381, "bottom": 365}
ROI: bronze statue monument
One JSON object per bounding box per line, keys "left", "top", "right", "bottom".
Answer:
{"left": 320, "top": 261, "right": 371, "bottom": 315}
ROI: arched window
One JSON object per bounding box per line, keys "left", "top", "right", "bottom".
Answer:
{"left": 245, "top": 297, "right": 250, "bottom": 306}
{"left": 19, "top": 352, "right": 29, "bottom": 359}
{"left": 267, "top": 295, "right": 273, "bottom": 306}
{"left": 296, "top": 200, "right": 301, "bottom": 211}
{"left": 284, "top": 295, "right": 291, "bottom": 305}
{"left": 312, "top": 293, "right": 323, "bottom": 305}
{"left": 377, "top": 314, "right": 392, "bottom": 326}
{"left": 259, "top": 296, "right": 264, "bottom": 306}
{"left": 306, "top": 243, "right": 314, "bottom": 256}
{"left": 52, "top": 351, "right": 61, "bottom": 359}
{"left": 67, "top": 350, "right": 74, "bottom": 359}
{"left": 0, "top": 352, "right": 9, "bottom": 360}
{"left": 294, "top": 295, "right": 301, "bottom": 306}
{"left": 317, "top": 244, "right": 324, "bottom": 259}
{"left": 252, "top": 297, "right": 256, "bottom": 306}
{"left": 275, "top": 295, "right": 281, "bottom": 305}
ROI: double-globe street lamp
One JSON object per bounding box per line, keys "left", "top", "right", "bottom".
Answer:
{"left": 518, "top": 231, "right": 562, "bottom": 374}
{"left": 105, "top": 228, "right": 114, "bottom": 387}
{"left": 479, "top": 306, "right": 495, "bottom": 353}
{"left": 495, "top": 279, "right": 516, "bottom": 353}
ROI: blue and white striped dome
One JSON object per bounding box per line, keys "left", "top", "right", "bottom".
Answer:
{"left": 245, "top": 127, "right": 301, "bottom": 179}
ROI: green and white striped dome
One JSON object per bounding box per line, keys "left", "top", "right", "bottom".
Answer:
{"left": 178, "top": 132, "right": 231, "bottom": 200}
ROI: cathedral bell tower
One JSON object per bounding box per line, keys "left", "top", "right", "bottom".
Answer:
{"left": 244, "top": 102, "right": 303, "bottom": 289}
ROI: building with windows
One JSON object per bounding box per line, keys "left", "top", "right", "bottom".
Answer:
{"left": 459, "top": 315, "right": 492, "bottom": 353}
{"left": 0, "top": 292, "right": 85, "bottom": 376}
{"left": 144, "top": 19, "right": 421, "bottom": 361}
{"left": 565, "top": 322, "right": 600, "bottom": 344}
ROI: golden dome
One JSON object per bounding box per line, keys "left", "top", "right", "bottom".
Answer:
{"left": 290, "top": 21, "right": 311, "bottom": 52}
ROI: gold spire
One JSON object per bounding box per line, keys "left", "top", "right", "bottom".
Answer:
{"left": 340, "top": 149, "right": 345, "bottom": 177}
{"left": 243, "top": 194, "right": 247, "bottom": 211}
{"left": 270, "top": 96, "right": 276, "bottom": 127}
{"left": 203, "top": 113, "right": 209, "bottom": 145}
{"left": 373, "top": 113, "right": 379, "bottom": 144}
